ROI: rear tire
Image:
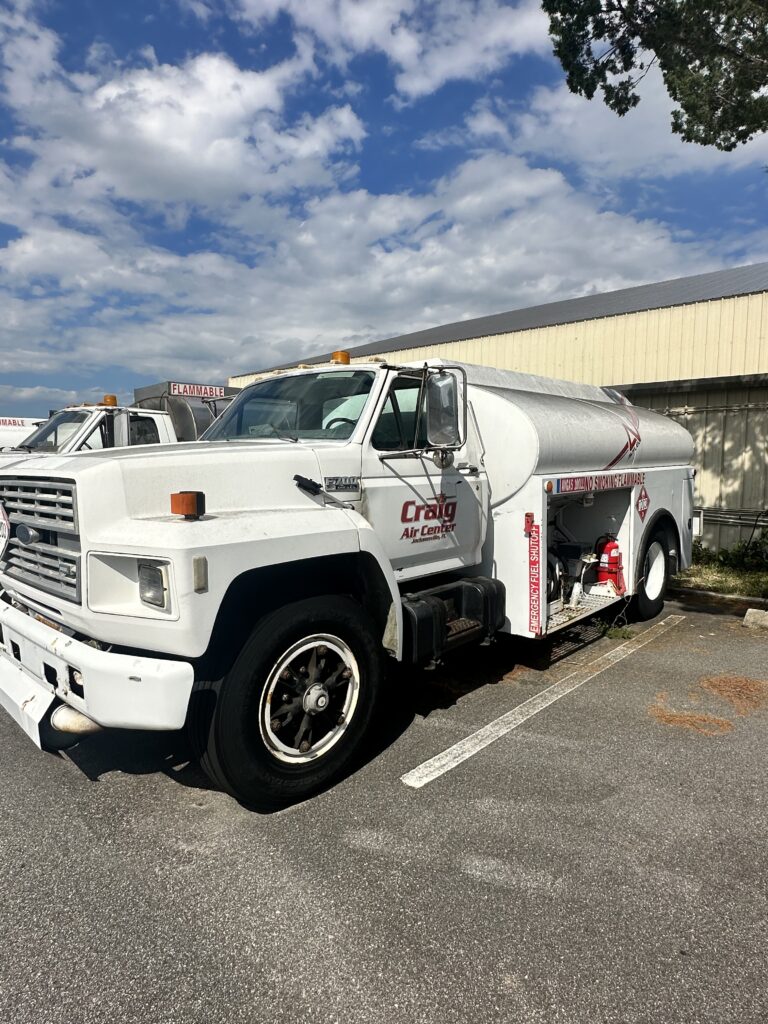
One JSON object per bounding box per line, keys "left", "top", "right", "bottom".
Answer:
{"left": 632, "top": 528, "right": 670, "bottom": 621}
{"left": 189, "top": 596, "right": 383, "bottom": 810}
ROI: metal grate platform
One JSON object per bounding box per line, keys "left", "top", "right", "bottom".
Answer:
{"left": 547, "top": 591, "right": 621, "bottom": 633}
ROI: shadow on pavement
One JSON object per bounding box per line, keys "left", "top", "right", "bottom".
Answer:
{"left": 62, "top": 727, "right": 213, "bottom": 792}
{"left": 59, "top": 606, "right": 628, "bottom": 801}
{"left": 668, "top": 587, "right": 757, "bottom": 618}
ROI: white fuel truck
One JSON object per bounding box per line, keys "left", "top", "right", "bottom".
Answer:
{"left": 0, "top": 359, "right": 694, "bottom": 808}
{"left": 0, "top": 381, "right": 238, "bottom": 469}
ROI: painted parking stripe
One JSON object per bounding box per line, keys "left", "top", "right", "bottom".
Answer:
{"left": 401, "top": 614, "right": 685, "bottom": 790}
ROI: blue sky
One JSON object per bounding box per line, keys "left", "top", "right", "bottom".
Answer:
{"left": 0, "top": 0, "right": 767, "bottom": 415}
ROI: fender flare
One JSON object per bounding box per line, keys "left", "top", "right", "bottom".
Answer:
{"left": 637, "top": 508, "right": 682, "bottom": 574}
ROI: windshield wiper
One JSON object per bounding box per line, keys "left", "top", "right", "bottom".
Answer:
{"left": 267, "top": 425, "right": 299, "bottom": 443}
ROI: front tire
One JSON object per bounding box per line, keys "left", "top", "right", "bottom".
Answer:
{"left": 191, "top": 596, "right": 383, "bottom": 810}
{"left": 632, "top": 528, "right": 670, "bottom": 621}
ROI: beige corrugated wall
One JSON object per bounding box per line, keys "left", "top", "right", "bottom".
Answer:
{"left": 230, "top": 291, "right": 768, "bottom": 389}
{"left": 630, "top": 384, "right": 768, "bottom": 551}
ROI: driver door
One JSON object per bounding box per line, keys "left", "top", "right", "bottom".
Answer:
{"left": 360, "top": 371, "right": 485, "bottom": 581}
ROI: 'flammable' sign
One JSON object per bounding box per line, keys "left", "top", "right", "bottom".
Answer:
{"left": 555, "top": 471, "right": 646, "bottom": 494}
{"left": 169, "top": 383, "right": 226, "bottom": 399}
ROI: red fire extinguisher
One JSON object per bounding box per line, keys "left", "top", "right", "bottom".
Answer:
{"left": 596, "top": 536, "right": 626, "bottom": 594}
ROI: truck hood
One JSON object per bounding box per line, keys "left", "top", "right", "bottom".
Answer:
{"left": 0, "top": 441, "right": 358, "bottom": 539}
{"left": 0, "top": 452, "right": 32, "bottom": 472}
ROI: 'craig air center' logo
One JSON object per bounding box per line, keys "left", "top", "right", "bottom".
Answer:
{"left": 400, "top": 495, "right": 457, "bottom": 543}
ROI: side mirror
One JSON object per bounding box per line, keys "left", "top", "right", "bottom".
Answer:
{"left": 426, "top": 371, "right": 461, "bottom": 448}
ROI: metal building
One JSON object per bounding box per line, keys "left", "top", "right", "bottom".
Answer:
{"left": 230, "top": 262, "right": 768, "bottom": 549}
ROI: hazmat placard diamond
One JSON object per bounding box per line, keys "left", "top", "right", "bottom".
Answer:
{"left": 636, "top": 485, "right": 650, "bottom": 522}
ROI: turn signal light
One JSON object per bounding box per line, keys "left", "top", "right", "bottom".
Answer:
{"left": 102, "top": 394, "right": 118, "bottom": 407}
{"left": 171, "top": 491, "right": 206, "bottom": 520}
{"left": 331, "top": 350, "right": 351, "bottom": 365}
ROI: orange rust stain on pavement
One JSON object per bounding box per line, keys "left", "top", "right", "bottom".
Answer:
{"left": 699, "top": 675, "right": 768, "bottom": 717}
{"left": 649, "top": 694, "right": 733, "bottom": 736}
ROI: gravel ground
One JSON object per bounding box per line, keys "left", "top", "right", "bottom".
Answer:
{"left": 0, "top": 600, "right": 766, "bottom": 1024}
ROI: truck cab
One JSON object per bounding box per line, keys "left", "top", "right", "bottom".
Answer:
{"left": 2, "top": 400, "right": 175, "bottom": 458}
{"left": 0, "top": 381, "right": 239, "bottom": 470}
{"left": 0, "top": 358, "right": 695, "bottom": 809}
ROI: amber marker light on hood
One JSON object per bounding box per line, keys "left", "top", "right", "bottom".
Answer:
{"left": 171, "top": 491, "right": 206, "bottom": 520}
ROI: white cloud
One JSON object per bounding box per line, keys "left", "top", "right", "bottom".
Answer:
{"left": 511, "top": 69, "right": 768, "bottom": 181}
{"left": 0, "top": 143, "right": 726, "bottom": 383}
{"left": 0, "top": 383, "right": 91, "bottom": 407}
{"left": 417, "top": 73, "right": 768, "bottom": 183}
{"left": 234, "top": 0, "right": 550, "bottom": 98}
{"left": 0, "top": 11, "right": 363, "bottom": 217}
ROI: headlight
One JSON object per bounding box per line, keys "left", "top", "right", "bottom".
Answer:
{"left": 87, "top": 553, "right": 177, "bottom": 619}
{"left": 138, "top": 563, "right": 167, "bottom": 608}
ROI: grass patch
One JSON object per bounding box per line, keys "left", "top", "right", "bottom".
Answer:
{"left": 674, "top": 564, "right": 768, "bottom": 599}
{"left": 603, "top": 625, "right": 636, "bottom": 640}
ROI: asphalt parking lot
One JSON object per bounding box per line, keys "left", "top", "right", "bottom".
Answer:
{"left": 1, "top": 599, "right": 766, "bottom": 1024}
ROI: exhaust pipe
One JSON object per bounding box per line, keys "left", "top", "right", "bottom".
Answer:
{"left": 49, "top": 705, "right": 103, "bottom": 736}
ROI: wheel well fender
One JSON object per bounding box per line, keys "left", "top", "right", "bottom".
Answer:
{"left": 195, "top": 550, "right": 401, "bottom": 680}
{"left": 639, "top": 509, "right": 681, "bottom": 575}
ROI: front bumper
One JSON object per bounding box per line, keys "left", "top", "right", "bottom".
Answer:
{"left": 0, "top": 599, "right": 194, "bottom": 747}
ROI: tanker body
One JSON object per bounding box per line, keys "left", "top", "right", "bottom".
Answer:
{"left": 462, "top": 364, "right": 694, "bottom": 636}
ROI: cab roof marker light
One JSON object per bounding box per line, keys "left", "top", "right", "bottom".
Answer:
{"left": 171, "top": 491, "right": 206, "bottom": 520}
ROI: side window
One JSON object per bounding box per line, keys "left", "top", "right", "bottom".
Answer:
{"left": 371, "top": 377, "right": 428, "bottom": 451}
{"left": 80, "top": 422, "right": 106, "bottom": 451}
{"left": 129, "top": 414, "right": 161, "bottom": 446}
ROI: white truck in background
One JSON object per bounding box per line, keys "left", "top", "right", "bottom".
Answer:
{"left": 0, "top": 358, "right": 695, "bottom": 809}
{"left": 0, "top": 381, "right": 238, "bottom": 468}
{"left": 0, "top": 417, "right": 44, "bottom": 449}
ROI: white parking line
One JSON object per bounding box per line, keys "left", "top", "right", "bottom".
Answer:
{"left": 401, "top": 614, "right": 685, "bottom": 790}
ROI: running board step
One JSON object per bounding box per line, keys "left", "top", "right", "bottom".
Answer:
{"left": 402, "top": 577, "right": 506, "bottom": 664}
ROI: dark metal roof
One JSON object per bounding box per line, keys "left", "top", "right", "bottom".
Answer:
{"left": 248, "top": 261, "right": 768, "bottom": 375}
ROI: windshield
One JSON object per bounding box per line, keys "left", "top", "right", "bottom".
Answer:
{"left": 16, "top": 409, "right": 91, "bottom": 452}
{"left": 202, "top": 370, "right": 376, "bottom": 442}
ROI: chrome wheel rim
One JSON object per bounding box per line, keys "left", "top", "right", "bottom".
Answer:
{"left": 644, "top": 541, "right": 666, "bottom": 601}
{"left": 258, "top": 634, "right": 360, "bottom": 764}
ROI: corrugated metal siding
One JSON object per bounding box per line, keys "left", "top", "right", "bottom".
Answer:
{"left": 348, "top": 293, "right": 768, "bottom": 387}
{"left": 235, "top": 261, "right": 768, "bottom": 376}
{"left": 630, "top": 385, "right": 768, "bottom": 550}
{"left": 230, "top": 292, "right": 768, "bottom": 390}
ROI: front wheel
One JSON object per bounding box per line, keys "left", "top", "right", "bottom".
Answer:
{"left": 632, "top": 529, "right": 670, "bottom": 621}
{"left": 191, "top": 596, "right": 383, "bottom": 810}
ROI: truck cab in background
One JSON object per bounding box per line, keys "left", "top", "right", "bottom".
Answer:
{"left": 0, "top": 381, "right": 239, "bottom": 468}
{"left": 0, "top": 359, "right": 695, "bottom": 810}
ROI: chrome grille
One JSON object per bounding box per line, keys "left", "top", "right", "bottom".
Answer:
{"left": 0, "top": 478, "right": 80, "bottom": 602}
{"left": 0, "top": 478, "right": 77, "bottom": 533}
